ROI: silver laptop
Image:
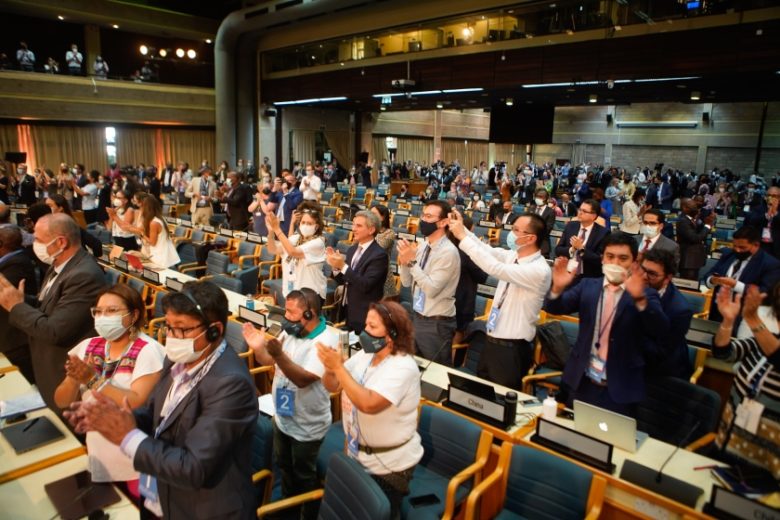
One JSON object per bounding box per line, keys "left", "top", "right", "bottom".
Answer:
{"left": 573, "top": 400, "right": 648, "bottom": 453}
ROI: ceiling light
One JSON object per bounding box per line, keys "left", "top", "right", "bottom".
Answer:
{"left": 205, "top": 39, "right": 212, "bottom": 44}
{"left": 187, "top": 49, "right": 197, "bottom": 59}
{"left": 589, "top": 94, "right": 598, "bottom": 103}
{"left": 505, "top": 98, "right": 514, "bottom": 106}
{"left": 380, "top": 106, "right": 387, "bottom": 111}
{"left": 140, "top": 45, "right": 149, "bottom": 56}
{"left": 436, "top": 103, "right": 444, "bottom": 109}
{"left": 274, "top": 97, "right": 347, "bottom": 106}
{"left": 175, "top": 48, "right": 185, "bottom": 58}
{"left": 112, "top": 24, "right": 119, "bottom": 29}
{"left": 410, "top": 90, "right": 442, "bottom": 96}
{"left": 442, "top": 88, "right": 483, "bottom": 94}
{"left": 159, "top": 49, "right": 167, "bottom": 58}
{"left": 57, "top": 15, "right": 65, "bottom": 20}
{"left": 690, "top": 91, "right": 701, "bottom": 101}
{"left": 501, "top": 52, "right": 506, "bottom": 61}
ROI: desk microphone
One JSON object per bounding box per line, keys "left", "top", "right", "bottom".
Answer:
{"left": 656, "top": 419, "right": 701, "bottom": 483}
{"left": 418, "top": 336, "right": 454, "bottom": 377}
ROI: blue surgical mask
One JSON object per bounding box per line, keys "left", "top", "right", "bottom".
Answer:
{"left": 506, "top": 231, "right": 519, "bottom": 251}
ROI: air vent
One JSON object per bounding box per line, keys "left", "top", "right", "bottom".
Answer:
{"left": 244, "top": 7, "right": 269, "bottom": 20}
{"left": 276, "top": 0, "right": 303, "bottom": 11}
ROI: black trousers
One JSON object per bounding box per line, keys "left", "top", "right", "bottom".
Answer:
{"left": 477, "top": 337, "right": 533, "bottom": 390}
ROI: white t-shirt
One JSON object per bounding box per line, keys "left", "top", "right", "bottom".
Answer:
{"left": 281, "top": 235, "right": 327, "bottom": 299}
{"left": 342, "top": 351, "right": 423, "bottom": 475}
{"left": 301, "top": 174, "right": 322, "bottom": 200}
{"left": 68, "top": 333, "right": 165, "bottom": 482}
{"left": 272, "top": 322, "right": 339, "bottom": 441}
{"left": 81, "top": 183, "right": 98, "bottom": 210}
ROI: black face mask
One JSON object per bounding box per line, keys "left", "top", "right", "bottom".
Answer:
{"left": 734, "top": 250, "right": 752, "bottom": 261}
{"left": 282, "top": 318, "right": 303, "bottom": 337}
{"left": 358, "top": 330, "right": 387, "bottom": 354}
{"left": 262, "top": 188, "right": 271, "bottom": 195}
{"left": 418, "top": 219, "right": 439, "bottom": 237}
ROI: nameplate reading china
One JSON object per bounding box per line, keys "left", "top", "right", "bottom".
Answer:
{"left": 447, "top": 387, "right": 505, "bottom": 423}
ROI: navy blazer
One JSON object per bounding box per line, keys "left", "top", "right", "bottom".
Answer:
{"left": 659, "top": 182, "right": 673, "bottom": 211}
{"left": 648, "top": 283, "right": 694, "bottom": 379}
{"left": 745, "top": 209, "right": 780, "bottom": 259}
{"left": 334, "top": 240, "right": 388, "bottom": 333}
{"left": 543, "top": 277, "right": 670, "bottom": 404}
{"left": 705, "top": 248, "right": 780, "bottom": 322}
{"left": 554, "top": 222, "right": 609, "bottom": 278}
{"left": 270, "top": 188, "right": 303, "bottom": 235}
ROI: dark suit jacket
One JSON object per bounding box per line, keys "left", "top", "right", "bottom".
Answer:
{"left": 648, "top": 283, "right": 693, "bottom": 379}
{"left": 133, "top": 345, "right": 258, "bottom": 519}
{"left": 676, "top": 216, "right": 709, "bottom": 271}
{"left": 270, "top": 189, "right": 303, "bottom": 235}
{"left": 455, "top": 249, "right": 488, "bottom": 328}
{"left": 0, "top": 249, "right": 38, "bottom": 354}
{"left": 659, "top": 182, "right": 673, "bottom": 211}
{"left": 225, "top": 183, "right": 254, "bottom": 230}
{"left": 8, "top": 248, "right": 107, "bottom": 409}
{"left": 645, "top": 184, "right": 659, "bottom": 208}
{"left": 705, "top": 248, "right": 780, "bottom": 322}
{"left": 554, "top": 222, "right": 609, "bottom": 278}
{"left": 745, "top": 208, "right": 780, "bottom": 259}
{"left": 543, "top": 278, "right": 670, "bottom": 404}
{"left": 529, "top": 204, "right": 556, "bottom": 257}
{"left": 559, "top": 202, "right": 577, "bottom": 218}
{"left": 334, "top": 240, "right": 388, "bottom": 333}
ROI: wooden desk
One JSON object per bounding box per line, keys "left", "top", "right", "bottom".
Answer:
{"left": 0, "top": 371, "right": 86, "bottom": 484}
{"left": 0, "top": 353, "right": 16, "bottom": 375}
{"left": 416, "top": 357, "right": 541, "bottom": 442}
{"left": 0, "top": 454, "right": 137, "bottom": 519}
{"left": 523, "top": 416, "right": 723, "bottom": 519}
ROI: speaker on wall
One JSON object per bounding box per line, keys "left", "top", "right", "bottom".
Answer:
{"left": 4, "top": 152, "right": 26, "bottom": 164}
{"left": 702, "top": 112, "right": 710, "bottom": 123}
{"left": 606, "top": 114, "right": 614, "bottom": 125}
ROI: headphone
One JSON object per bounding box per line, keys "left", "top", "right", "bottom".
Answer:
{"left": 181, "top": 289, "right": 221, "bottom": 342}
{"left": 292, "top": 288, "right": 320, "bottom": 322}
{"left": 373, "top": 302, "right": 398, "bottom": 340}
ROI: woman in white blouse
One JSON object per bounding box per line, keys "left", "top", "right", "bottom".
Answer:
{"left": 620, "top": 189, "right": 645, "bottom": 235}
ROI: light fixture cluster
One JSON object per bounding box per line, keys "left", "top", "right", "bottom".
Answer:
{"left": 139, "top": 45, "right": 197, "bottom": 60}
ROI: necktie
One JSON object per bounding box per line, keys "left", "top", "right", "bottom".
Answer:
{"left": 351, "top": 245, "right": 364, "bottom": 269}
{"left": 643, "top": 239, "right": 652, "bottom": 252}
{"left": 597, "top": 285, "right": 620, "bottom": 360}
{"left": 38, "top": 268, "right": 58, "bottom": 301}
{"left": 419, "top": 244, "right": 432, "bottom": 270}
{"left": 730, "top": 259, "right": 744, "bottom": 278}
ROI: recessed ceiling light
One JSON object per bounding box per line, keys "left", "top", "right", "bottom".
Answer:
{"left": 175, "top": 48, "right": 185, "bottom": 58}
{"left": 589, "top": 94, "right": 598, "bottom": 103}
{"left": 112, "top": 24, "right": 119, "bottom": 29}
{"left": 57, "top": 15, "right": 65, "bottom": 20}
{"left": 436, "top": 103, "right": 444, "bottom": 109}
{"left": 187, "top": 49, "right": 197, "bottom": 59}
{"left": 690, "top": 91, "right": 701, "bottom": 101}
{"left": 159, "top": 49, "right": 168, "bottom": 58}
{"left": 505, "top": 98, "right": 514, "bottom": 106}
{"left": 380, "top": 106, "right": 387, "bottom": 111}
{"left": 140, "top": 45, "right": 148, "bottom": 55}
{"left": 205, "top": 39, "right": 212, "bottom": 44}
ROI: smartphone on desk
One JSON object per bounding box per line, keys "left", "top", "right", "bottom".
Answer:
{"left": 558, "top": 408, "right": 575, "bottom": 420}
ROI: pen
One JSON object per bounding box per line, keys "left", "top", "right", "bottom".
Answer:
{"left": 0, "top": 373, "right": 5, "bottom": 379}
{"left": 693, "top": 465, "right": 719, "bottom": 471}
{"left": 22, "top": 417, "right": 39, "bottom": 432}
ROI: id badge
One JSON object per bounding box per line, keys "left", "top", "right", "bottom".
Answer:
{"left": 587, "top": 354, "right": 606, "bottom": 383}
{"left": 346, "top": 410, "right": 360, "bottom": 458}
{"left": 275, "top": 387, "right": 295, "bottom": 417}
{"left": 734, "top": 398, "right": 764, "bottom": 435}
{"left": 743, "top": 205, "right": 751, "bottom": 214}
{"left": 413, "top": 289, "right": 426, "bottom": 313}
{"left": 486, "top": 307, "right": 501, "bottom": 334}
{"left": 287, "top": 281, "right": 295, "bottom": 293}
{"left": 139, "top": 473, "right": 163, "bottom": 517}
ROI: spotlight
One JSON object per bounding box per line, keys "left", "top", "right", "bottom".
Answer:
{"left": 589, "top": 94, "right": 598, "bottom": 103}
{"left": 112, "top": 24, "right": 119, "bottom": 29}
{"left": 501, "top": 52, "right": 506, "bottom": 61}
{"left": 205, "top": 39, "right": 212, "bottom": 44}
{"left": 187, "top": 49, "right": 197, "bottom": 59}
{"left": 140, "top": 45, "right": 148, "bottom": 55}
{"left": 57, "top": 15, "right": 65, "bottom": 20}
{"left": 436, "top": 102, "right": 443, "bottom": 109}
{"left": 175, "top": 48, "right": 185, "bottom": 58}
{"left": 380, "top": 106, "right": 387, "bottom": 111}
{"left": 159, "top": 49, "right": 167, "bottom": 58}
{"left": 505, "top": 98, "right": 514, "bottom": 106}
{"left": 690, "top": 91, "right": 701, "bottom": 101}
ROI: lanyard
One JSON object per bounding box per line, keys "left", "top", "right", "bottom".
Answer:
{"left": 595, "top": 287, "right": 621, "bottom": 342}
{"left": 494, "top": 259, "right": 519, "bottom": 311}
{"left": 100, "top": 338, "right": 134, "bottom": 381}
{"left": 156, "top": 343, "right": 226, "bottom": 437}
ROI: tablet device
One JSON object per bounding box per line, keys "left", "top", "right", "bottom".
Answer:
{"left": 45, "top": 470, "right": 121, "bottom": 520}
{"left": 1, "top": 416, "right": 65, "bottom": 454}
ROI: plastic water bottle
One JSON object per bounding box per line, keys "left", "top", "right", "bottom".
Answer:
{"left": 542, "top": 395, "right": 557, "bottom": 421}
{"left": 245, "top": 295, "right": 254, "bottom": 310}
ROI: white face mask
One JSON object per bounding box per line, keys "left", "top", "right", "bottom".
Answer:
{"left": 602, "top": 263, "right": 628, "bottom": 285}
{"left": 33, "top": 237, "right": 63, "bottom": 265}
{"left": 535, "top": 198, "right": 545, "bottom": 206}
{"left": 165, "top": 329, "right": 207, "bottom": 364}
{"left": 640, "top": 224, "right": 660, "bottom": 239}
{"left": 94, "top": 314, "right": 130, "bottom": 341}
{"left": 17, "top": 168, "right": 24, "bottom": 175}
{"left": 226, "top": 179, "right": 233, "bottom": 188}
{"left": 113, "top": 198, "right": 123, "bottom": 207}
{"left": 299, "top": 223, "right": 317, "bottom": 237}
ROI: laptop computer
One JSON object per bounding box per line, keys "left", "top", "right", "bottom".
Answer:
{"left": 573, "top": 400, "right": 648, "bottom": 453}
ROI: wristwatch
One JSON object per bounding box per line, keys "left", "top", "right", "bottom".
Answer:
{"left": 407, "top": 260, "right": 417, "bottom": 268}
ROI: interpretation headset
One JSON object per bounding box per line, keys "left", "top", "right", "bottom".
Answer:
{"left": 181, "top": 289, "right": 221, "bottom": 342}
{"left": 373, "top": 302, "right": 398, "bottom": 340}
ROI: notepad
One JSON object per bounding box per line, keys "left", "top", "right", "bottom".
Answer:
{"left": 0, "top": 390, "right": 46, "bottom": 418}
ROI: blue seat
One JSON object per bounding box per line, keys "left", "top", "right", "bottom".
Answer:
{"left": 402, "top": 404, "right": 492, "bottom": 519}
{"left": 251, "top": 414, "right": 275, "bottom": 507}
{"left": 316, "top": 421, "right": 345, "bottom": 480}
{"left": 261, "top": 278, "right": 285, "bottom": 305}
{"left": 464, "top": 443, "right": 605, "bottom": 520}
{"left": 181, "top": 250, "right": 230, "bottom": 277}
{"left": 223, "top": 318, "right": 248, "bottom": 354}
{"left": 210, "top": 273, "right": 243, "bottom": 294}
{"left": 228, "top": 241, "right": 260, "bottom": 273}
{"left": 103, "top": 266, "right": 122, "bottom": 286}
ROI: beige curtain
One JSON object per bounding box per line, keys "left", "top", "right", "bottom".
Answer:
{"left": 493, "top": 143, "right": 526, "bottom": 165}
{"left": 396, "top": 137, "right": 433, "bottom": 164}
{"left": 323, "top": 130, "right": 350, "bottom": 167}
{"left": 0, "top": 125, "right": 20, "bottom": 158}
{"left": 158, "top": 129, "right": 215, "bottom": 169}
{"left": 29, "top": 125, "right": 105, "bottom": 173}
{"left": 465, "top": 141, "right": 488, "bottom": 169}
{"left": 116, "top": 127, "right": 156, "bottom": 166}
{"left": 292, "top": 130, "right": 316, "bottom": 164}
{"left": 372, "top": 136, "right": 388, "bottom": 165}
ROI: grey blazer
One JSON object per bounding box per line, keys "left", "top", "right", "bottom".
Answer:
{"left": 133, "top": 346, "right": 258, "bottom": 519}
{"left": 9, "top": 248, "right": 107, "bottom": 409}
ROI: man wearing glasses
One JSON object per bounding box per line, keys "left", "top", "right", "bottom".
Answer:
{"left": 65, "top": 281, "right": 258, "bottom": 519}
{"left": 640, "top": 249, "right": 693, "bottom": 379}
{"left": 554, "top": 199, "right": 609, "bottom": 278}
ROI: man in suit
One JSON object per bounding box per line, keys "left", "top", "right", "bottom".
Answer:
{"left": 65, "top": 281, "right": 258, "bottom": 519}
{"left": 222, "top": 171, "right": 254, "bottom": 230}
{"left": 271, "top": 172, "right": 303, "bottom": 235}
{"left": 529, "top": 188, "right": 555, "bottom": 257}
{"left": 0, "top": 225, "right": 38, "bottom": 381}
{"left": 496, "top": 200, "right": 519, "bottom": 226}
{"left": 544, "top": 232, "right": 670, "bottom": 415}
{"left": 0, "top": 214, "right": 106, "bottom": 409}
{"left": 737, "top": 182, "right": 763, "bottom": 217}
{"left": 644, "top": 176, "right": 660, "bottom": 208}
{"left": 745, "top": 186, "right": 780, "bottom": 259}
{"left": 326, "top": 210, "right": 388, "bottom": 333}
{"left": 704, "top": 225, "right": 780, "bottom": 322}
{"left": 658, "top": 177, "right": 673, "bottom": 211}
{"left": 185, "top": 166, "right": 218, "bottom": 225}
{"left": 16, "top": 164, "right": 38, "bottom": 206}
{"left": 559, "top": 192, "right": 578, "bottom": 217}
{"left": 676, "top": 198, "right": 716, "bottom": 280}
{"left": 641, "top": 248, "right": 693, "bottom": 379}
{"left": 637, "top": 209, "right": 680, "bottom": 270}
{"left": 554, "top": 199, "right": 609, "bottom": 278}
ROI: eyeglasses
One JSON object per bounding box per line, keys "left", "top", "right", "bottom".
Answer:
{"left": 640, "top": 265, "right": 663, "bottom": 279}
{"left": 164, "top": 324, "right": 205, "bottom": 339}
{"left": 578, "top": 208, "right": 596, "bottom": 215}
{"left": 90, "top": 306, "right": 129, "bottom": 318}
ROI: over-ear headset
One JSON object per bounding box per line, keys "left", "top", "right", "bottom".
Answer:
{"left": 373, "top": 302, "right": 398, "bottom": 339}
{"left": 296, "top": 288, "right": 320, "bottom": 322}
{"left": 181, "top": 289, "right": 220, "bottom": 342}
